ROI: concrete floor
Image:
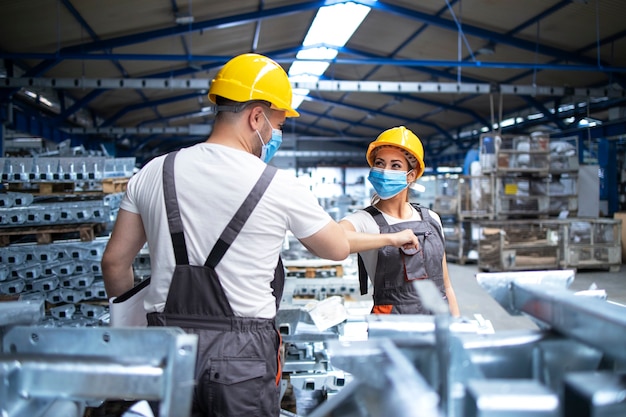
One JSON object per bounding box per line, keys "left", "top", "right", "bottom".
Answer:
{"left": 447, "top": 261, "right": 626, "bottom": 331}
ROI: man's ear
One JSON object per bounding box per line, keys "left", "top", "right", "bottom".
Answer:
{"left": 248, "top": 105, "right": 265, "bottom": 130}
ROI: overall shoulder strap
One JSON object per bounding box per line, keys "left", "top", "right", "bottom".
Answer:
{"left": 205, "top": 165, "right": 278, "bottom": 268}
{"left": 411, "top": 203, "right": 444, "bottom": 241}
{"left": 363, "top": 205, "right": 388, "bottom": 228}
{"left": 357, "top": 254, "right": 369, "bottom": 295}
{"left": 357, "top": 206, "right": 384, "bottom": 295}
{"left": 162, "top": 151, "right": 189, "bottom": 265}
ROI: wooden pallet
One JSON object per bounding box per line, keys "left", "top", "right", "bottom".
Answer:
{"left": 0, "top": 223, "right": 105, "bottom": 246}
{"left": 5, "top": 181, "right": 76, "bottom": 195}
{"left": 285, "top": 264, "right": 344, "bottom": 278}
{"left": 101, "top": 177, "right": 129, "bottom": 193}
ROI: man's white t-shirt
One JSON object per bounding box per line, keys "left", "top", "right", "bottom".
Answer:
{"left": 342, "top": 205, "right": 443, "bottom": 281}
{"left": 121, "top": 142, "right": 333, "bottom": 319}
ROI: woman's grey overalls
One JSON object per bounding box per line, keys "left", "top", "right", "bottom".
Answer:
{"left": 358, "top": 204, "right": 446, "bottom": 315}
{"left": 147, "top": 151, "right": 285, "bottom": 417}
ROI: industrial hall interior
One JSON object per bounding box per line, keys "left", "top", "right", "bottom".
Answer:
{"left": 1, "top": 1, "right": 626, "bottom": 417}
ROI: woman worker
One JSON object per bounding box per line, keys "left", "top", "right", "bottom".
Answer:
{"left": 340, "top": 126, "right": 460, "bottom": 316}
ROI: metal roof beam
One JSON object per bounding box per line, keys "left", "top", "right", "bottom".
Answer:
{"left": 360, "top": 0, "right": 622, "bottom": 70}
{"left": 101, "top": 92, "right": 205, "bottom": 126}
{"left": 3, "top": 77, "right": 623, "bottom": 98}
{"left": 62, "top": 125, "right": 211, "bottom": 135}
{"left": 5, "top": 52, "right": 626, "bottom": 74}
{"left": 17, "top": 1, "right": 324, "bottom": 78}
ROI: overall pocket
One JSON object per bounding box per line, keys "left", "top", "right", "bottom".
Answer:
{"left": 402, "top": 231, "right": 432, "bottom": 281}
{"left": 203, "top": 357, "right": 268, "bottom": 416}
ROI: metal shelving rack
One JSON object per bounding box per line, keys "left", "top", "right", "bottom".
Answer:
{"left": 476, "top": 217, "right": 622, "bottom": 272}
{"left": 477, "top": 219, "right": 561, "bottom": 272}
{"left": 559, "top": 218, "right": 622, "bottom": 272}
{"left": 433, "top": 177, "right": 479, "bottom": 264}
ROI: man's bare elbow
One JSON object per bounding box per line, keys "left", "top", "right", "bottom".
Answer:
{"left": 327, "top": 240, "right": 350, "bottom": 261}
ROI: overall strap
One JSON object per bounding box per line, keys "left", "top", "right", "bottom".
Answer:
{"left": 364, "top": 205, "right": 389, "bottom": 228}
{"left": 163, "top": 151, "right": 189, "bottom": 265}
{"left": 205, "top": 164, "right": 278, "bottom": 268}
{"left": 410, "top": 203, "right": 444, "bottom": 242}
{"left": 358, "top": 206, "right": 387, "bottom": 295}
{"left": 357, "top": 254, "right": 369, "bottom": 295}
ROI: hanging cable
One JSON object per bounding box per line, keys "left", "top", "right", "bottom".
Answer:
{"left": 498, "top": 93, "right": 503, "bottom": 136}
{"left": 595, "top": 0, "right": 601, "bottom": 68}
{"left": 444, "top": 0, "right": 476, "bottom": 63}
{"left": 587, "top": 97, "right": 592, "bottom": 156}
{"left": 56, "top": 0, "right": 61, "bottom": 55}
{"left": 457, "top": 0, "right": 462, "bottom": 83}
{"left": 533, "top": 21, "right": 540, "bottom": 88}
{"left": 489, "top": 93, "right": 495, "bottom": 132}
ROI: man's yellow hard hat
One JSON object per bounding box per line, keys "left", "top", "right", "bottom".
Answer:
{"left": 208, "top": 53, "right": 299, "bottom": 117}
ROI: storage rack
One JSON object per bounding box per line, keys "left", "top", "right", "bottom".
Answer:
{"left": 476, "top": 218, "right": 622, "bottom": 272}
{"left": 433, "top": 176, "right": 479, "bottom": 264}
{"left": 560, "top": 218, "right": 622, "bottom": 272}
{"left": 448, "top": 133, "right": 623, "bottom": 272}
{"left": 0, "top": 156, "right": 132, "bottom": 326}
{"left": 465, "top": 133, "right": 581, "bottom": 221}
{"left": 477, "top": 219, "right": 561, "bottom": 272}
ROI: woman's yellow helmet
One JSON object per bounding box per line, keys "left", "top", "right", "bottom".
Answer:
{"left": 366, "top": 126, "right": 425, "bottom": 179}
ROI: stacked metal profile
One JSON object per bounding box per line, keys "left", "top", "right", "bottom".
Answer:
{"left": 0, "top": 156, "right": 131, "bottom": 325}
{"left": 1, "top": 156, "right": 135, "bottom": 184}
{"left": 0, "top": 300, "right": 198, "bottom": 417}
{"left": 0, "top": 191, "right": 121, "bottom": 228}
{"left": 296, "top": 271, "right": 626, "bottom": 417}
{"left": 0, "top": 239, "right": 113, "bottom": 326}
{"left": 2, "top": 264, "right": 624, "bottom": 417}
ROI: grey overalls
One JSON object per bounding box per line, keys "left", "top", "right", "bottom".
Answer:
{"left": 147, "top": 151, "right": 285, "bottom": 417}
{"left": 358, "top": 204, "right": 446, "bottom": 315}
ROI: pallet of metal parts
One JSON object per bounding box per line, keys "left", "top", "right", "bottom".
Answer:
{"left": 0, "top": 299, "right": 197, "bottom": 417}
{"left": 301, "top": 271, "right": 626, "bottom": 417}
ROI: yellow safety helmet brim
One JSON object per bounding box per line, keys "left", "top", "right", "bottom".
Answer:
{"left": 366, "top": 126, "right": 426, "bottom": 179}
{"left": 208, "top": 53, "right": 299, "bottom": 118}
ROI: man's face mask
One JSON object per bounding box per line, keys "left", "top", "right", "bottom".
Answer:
{"left": 256, "top": 112, "right": 283, "bottom": 163}
{"left": 367, "top": 167, "right": 412, "bottom": 199}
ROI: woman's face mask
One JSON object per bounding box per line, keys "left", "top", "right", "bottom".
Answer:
{"left": 255, "top": 112, "right": 283, "bottom": 163}
{"left": 368, "top": 167, "right": 412, "bottom": 199}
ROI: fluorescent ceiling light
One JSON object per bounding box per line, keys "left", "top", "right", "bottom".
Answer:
{"left": 288, "top": 1, "right": 374, "bottom": 111}
{"left": 500, "top": 118, "right": 515, "bottom": 128}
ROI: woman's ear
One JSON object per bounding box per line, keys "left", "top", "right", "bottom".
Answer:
{"left": 407, "top": 168, "right": 418, "bottom": 183}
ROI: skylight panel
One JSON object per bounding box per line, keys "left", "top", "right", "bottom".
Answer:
{"left": 302, "top": 2, "right": 371, "bottom": 47}
{"left": 289, "top": 1, "right": 374, "bottom": 111}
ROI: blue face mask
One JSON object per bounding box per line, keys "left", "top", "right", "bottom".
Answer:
{"left": 368, "top": 167, "right": 411, "bottom": 199}
{"left": 256, "top": 113, "right": 283, "bottom": 163}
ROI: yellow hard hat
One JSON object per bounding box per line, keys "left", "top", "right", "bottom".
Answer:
{"left": 366, "top": 126, "right": 425, "bottom": 179}
{"left": 208, "top": 53, "right": 299, "bottom": 117}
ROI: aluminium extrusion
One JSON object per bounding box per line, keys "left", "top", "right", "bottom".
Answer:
{"left": 0, "top": 301, "right": 198, "bottom": 417}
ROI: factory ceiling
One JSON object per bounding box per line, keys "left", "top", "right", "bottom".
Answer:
{"left": 1, "top": 0, "right": 626, "bottom": 169}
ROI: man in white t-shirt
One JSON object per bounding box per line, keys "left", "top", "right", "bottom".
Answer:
{"left": 102, "top": 53, "right": 418, "bottom": 417}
